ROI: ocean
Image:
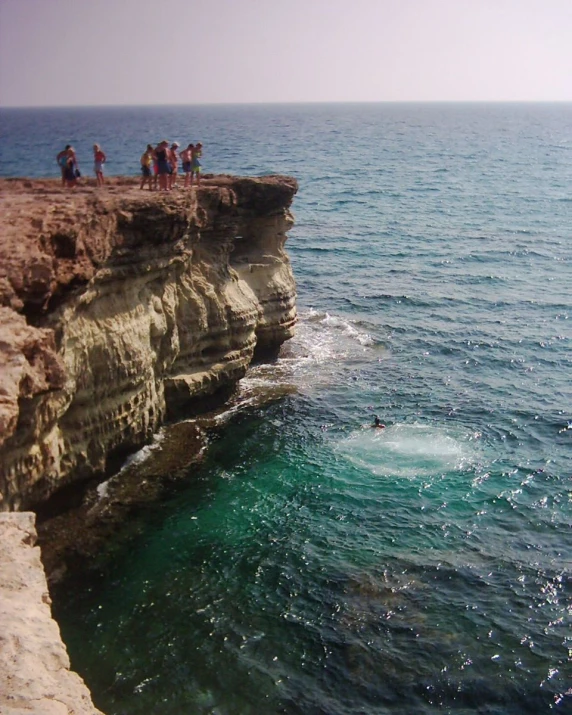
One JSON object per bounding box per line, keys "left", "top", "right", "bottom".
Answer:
{"left": 1, "top": 103, "right": 571, "bottom": 714}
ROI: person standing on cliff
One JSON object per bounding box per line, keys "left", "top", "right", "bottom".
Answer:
{"left": 93, "top": 144, "right": 106, "bottom": 187}
{"left": 57, "top": 145, "right": 79, "bottom": 187}
{"left": 190, "top": 142, "right": 202, "bottom": 187}
{"left": 155, "top": 140, "right": 171, "bottom": 191}
{"left": 180, "top": 143, "right": 193, "bottom": 188}
{"left": 56, "top": 145, "right": 71, "bottom": 186}
{"left": 57, "top": 146, "right": 79, "bottom": 188}
{"left": 63, "top": 151, "right": 78, "bottom": 188}
{"left": 169, "top": 142, "right": 180, "bottom": 190}
{"left": 140, "top": 144, "right": 155, "bottom": 190}
{"left": 152, "top": 144, "right": 160, "bottom": 190}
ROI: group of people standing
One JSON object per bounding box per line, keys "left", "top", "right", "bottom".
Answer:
{"left": 55, "top": 140, "right": 202, "bottom": 191}
{"left": 139, "top": 140, "right": 202, "bottom": 191}
{"left": 56, "top": 144, "right": 107, "bottom": 188}
{"left": 56, "top": 143, "right": 107, "bottom": 188}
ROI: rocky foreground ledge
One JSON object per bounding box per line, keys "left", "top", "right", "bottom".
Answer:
{"left": 0, "top": 175, "right": 298, "bottom": 511}
{"left": 0, "top": 512, "right": 103, "bottom": 714}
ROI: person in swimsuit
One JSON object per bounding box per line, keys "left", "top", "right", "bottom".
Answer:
{"left": 58, "top": 146, "right": 78, "bottom": 188}
{"left": 57, "top": 145, "right": 78, "bottom": 186}
{"left": 155, "top": 140, "right": 171, "bottom": 191}
{"left": 190, "top": 142, "right": 202, "bottom": 187}
{"left": 63, "top": 153, "right": 78, "bottom": 189}
{"left": 140, "top": 144, "right": 155, "bottom": 190}
{"left": 180, "top": 144, "right": 193, "bottom": 188}
{"left": 93, "top": 144, "right": 106, "bottom": 186}
{"left": 152, "top": 143, "right": 160, "bottom": 190}
{"left": 56, "top": 145, "right": 72, "bottom": 186}
{"left": 169, "top": 142, "right": 179, "bottom": 190}
{"left": 373, "top": 416, "right": 386, "bottom": 429}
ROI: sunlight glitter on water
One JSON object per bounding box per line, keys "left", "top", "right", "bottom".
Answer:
{"left": 34, "top": 102, "right": 572, "bottom": 715}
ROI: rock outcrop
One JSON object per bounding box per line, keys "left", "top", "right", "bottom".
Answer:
{"left": 0, "top": 512, "right": 104, "bottom": 715}
{"left": 0, "top": 175, "right": 298, "bottom": 511}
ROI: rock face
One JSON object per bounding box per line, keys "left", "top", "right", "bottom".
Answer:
{"left": 0, "top": 512, "right": 104, "bottom": 714}
{"left": 0, "top": 176, "right": 298, "bottom": 511}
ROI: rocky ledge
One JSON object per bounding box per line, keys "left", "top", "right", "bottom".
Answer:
{"left": 0, "top": 175, "right": 298, "bottom": 511}
{"left": 0, "top": 512, "right": 104, "bottom": 715}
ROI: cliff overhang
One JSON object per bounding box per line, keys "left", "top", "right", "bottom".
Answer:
{"left": 0, "top": 175, "right": 298, "bottom": 511}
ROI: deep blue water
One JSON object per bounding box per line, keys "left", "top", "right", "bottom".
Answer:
{"left": 1, "top": 104, "right": 571, "bottom": 714}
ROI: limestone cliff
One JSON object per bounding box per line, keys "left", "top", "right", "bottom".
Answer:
{"left": 0, "top": 176, "right": 298, "bottom": 511}
{"left": 0, "top": 512, "right": 104, "bottom": 715}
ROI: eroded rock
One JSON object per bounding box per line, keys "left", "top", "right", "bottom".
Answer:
{"left": 0, "top": 175, "right": 298, "bottom": 510}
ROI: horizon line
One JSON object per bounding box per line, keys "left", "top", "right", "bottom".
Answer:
{"left": 1, "top": 99, "right": 572, "bottom": 111}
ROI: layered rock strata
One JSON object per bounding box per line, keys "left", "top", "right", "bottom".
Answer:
{"left": 0, "top": 512, "right": 104, "bottom": 715}
{"left": 0, "top": 176, "right": 298, "bottom": 511}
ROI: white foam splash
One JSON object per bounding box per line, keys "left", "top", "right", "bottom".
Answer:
{"left": 117, "top": 431, "right": 166, "bottom": 473}
{"left": 94, "top": 430, "right": 168, "bottom": 503}
{"left": 96, "top": 479, "right": 110, "bottom": 499}
{"left": 241, "top": 309, "right": 381, "bottom": 396}
{"left": 320, "top": 312, "right": 375, "bottom": 346}
{"left": 334, "top": 423, "right": 477, "bottom": 479}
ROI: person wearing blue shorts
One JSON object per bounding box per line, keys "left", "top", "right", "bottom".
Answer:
{"left": 140, "top": 144, "right": 154, "bottom": 190}
{"left": 155, "top": 140, "right": 171, "bottom": 191}
{"left": 180, "top": 143, "right": 193, "bottom": 188}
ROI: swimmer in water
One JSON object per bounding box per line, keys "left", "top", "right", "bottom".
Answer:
{"left": 373, "top": 416, "right": 386, "bottom": 429}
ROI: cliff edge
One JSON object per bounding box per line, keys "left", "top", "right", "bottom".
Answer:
{"left": 0, "top": 175, "right": 298, "bottom": 511}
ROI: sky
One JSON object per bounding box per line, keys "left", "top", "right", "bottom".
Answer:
{"left": 0, "top": 0, "right": 571, "bottom": 107}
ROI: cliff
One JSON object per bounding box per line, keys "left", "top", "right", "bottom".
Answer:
{"left": 0, "top": 512, "right": 104, "bottom": 714}
{"left": 0, "top": 175, "right": 298, "bottom": 511}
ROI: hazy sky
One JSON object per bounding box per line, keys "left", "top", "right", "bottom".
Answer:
{"left": 1, "top": 0, "right": 571, "bottom": 107}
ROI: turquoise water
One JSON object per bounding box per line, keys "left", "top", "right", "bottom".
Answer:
{"left": 2, "top": 104, "right": 571, "bottom": 713}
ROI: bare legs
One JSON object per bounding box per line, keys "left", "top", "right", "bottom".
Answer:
{"left": 140, "top": 170, "right": 153, "bottom": 190}
{"left": 158, "top": 170, "right": 169, "bottom": 191}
